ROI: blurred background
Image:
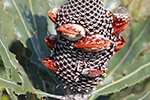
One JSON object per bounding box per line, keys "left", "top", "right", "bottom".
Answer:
{"left": 0, "top": 0, "right": 150, "bottom": 100}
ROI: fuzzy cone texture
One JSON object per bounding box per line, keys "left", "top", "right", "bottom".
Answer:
{"left": 50, "top": 0, "right": 121, "bottom": 93}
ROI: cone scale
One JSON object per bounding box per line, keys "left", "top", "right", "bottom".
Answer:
{"left": 43, "top": 0, "right": 130, "bottom": 93}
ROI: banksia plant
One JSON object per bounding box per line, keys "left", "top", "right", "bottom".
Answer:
{"left": 0, "top": 0, "right": 150, "bottom": 100}
{"left": 43, "top": 0, "right": 130, "bottom": 94}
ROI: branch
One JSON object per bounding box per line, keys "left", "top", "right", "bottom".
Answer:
{"left": 35, "top": 91, "right": 67, "bottom": 100}
{"left": 87, "top": 83, "right": 113, "bottom": 97}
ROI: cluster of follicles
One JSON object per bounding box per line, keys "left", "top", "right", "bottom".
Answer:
{"left": 42, "top": 0, "right": 130, "bottom": 93}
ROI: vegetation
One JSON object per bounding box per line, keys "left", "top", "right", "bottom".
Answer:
{"left": 0, "top": 0, "right": 150, "bottom": 100}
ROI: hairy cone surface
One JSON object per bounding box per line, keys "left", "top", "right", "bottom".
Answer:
{"left": 53, "top": 0, "right": 117, "bottom": 93}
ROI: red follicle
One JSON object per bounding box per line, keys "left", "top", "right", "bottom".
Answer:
{"left": 56, "top": 23, "right": 86, "bottom": 41}
{"left": 82, "top": 68, "right": 104, "bottom": 77}
{"left": 74, "top": 34, "right": 113, "bottom": 51}
{"left": 42, "top": 56, "right": 57, "bottom": 70}
{"left": 48, "top": 8, "right": 58, "bottom": 23}
{"left": 112, "top": 13, "right": 130, "bottom": 35}
{"left": 44, "top": 35, "right": 56, "bottom": 50}
{"left": 114, "top": 35, "right": 126, "bottom": 51}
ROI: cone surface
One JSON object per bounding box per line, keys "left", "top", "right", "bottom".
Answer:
{"left": 50, "top": 0, "right": 119, "bottom": 93}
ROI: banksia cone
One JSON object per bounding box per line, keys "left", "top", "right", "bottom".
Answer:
{"left": 43, "top": 0, "right": 130, "bottom": 93}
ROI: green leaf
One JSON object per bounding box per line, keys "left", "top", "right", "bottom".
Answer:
{"left": 0, "top": 78, "right": 25, "bottom": 95}
{"left": 0, "top": 56, "right": 6, "bottom": 79}
{"left": 89, "top": 5, "right": 150, "bottom": 100}
{"left": 0, "top": 0, "right": 67, "bottom": 99}
{"left": 1, "top": 0, "right": 66, "bottom": 95}
{"left": 1, "top": 0, "right": 150, "bottom": 100}
{"left": 109, "top": 77, "right": 150, "bottom": 100}
{"left": 0, "top": 27, "right": 65, "bottom": 100}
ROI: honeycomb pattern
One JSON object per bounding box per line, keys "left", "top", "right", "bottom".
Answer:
{"left": 56, "top": 0, "right": 116, "bottom": 42}
{"left": 53, "top": 36, "right": 115, "bottom": 93}
{"left": 52, "top": 0, "right": 117, "bottom": 93}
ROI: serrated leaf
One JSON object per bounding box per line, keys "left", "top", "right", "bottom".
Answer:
{"left": 0, "top": 27, "right": 65, "bottom": 100}
{"left": 109, "top": 77, "right": 150, "bottom": 100}
{"left": 0, "top": 56, "right": 7, "bottom": 79}
{"left": 89, "top": 9, "right": 150, "bottom": 100}
{"left": 0, "top": 78, "right": 25, "bottom": 95}
{"left": 1, "top": 0, "right": 150, "bottom": 100}
{"left": 0, "top": 0, "right": 67, "bottom": 99}
{"left": 0, "top": 36, "right": 35, "bottom": 98}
